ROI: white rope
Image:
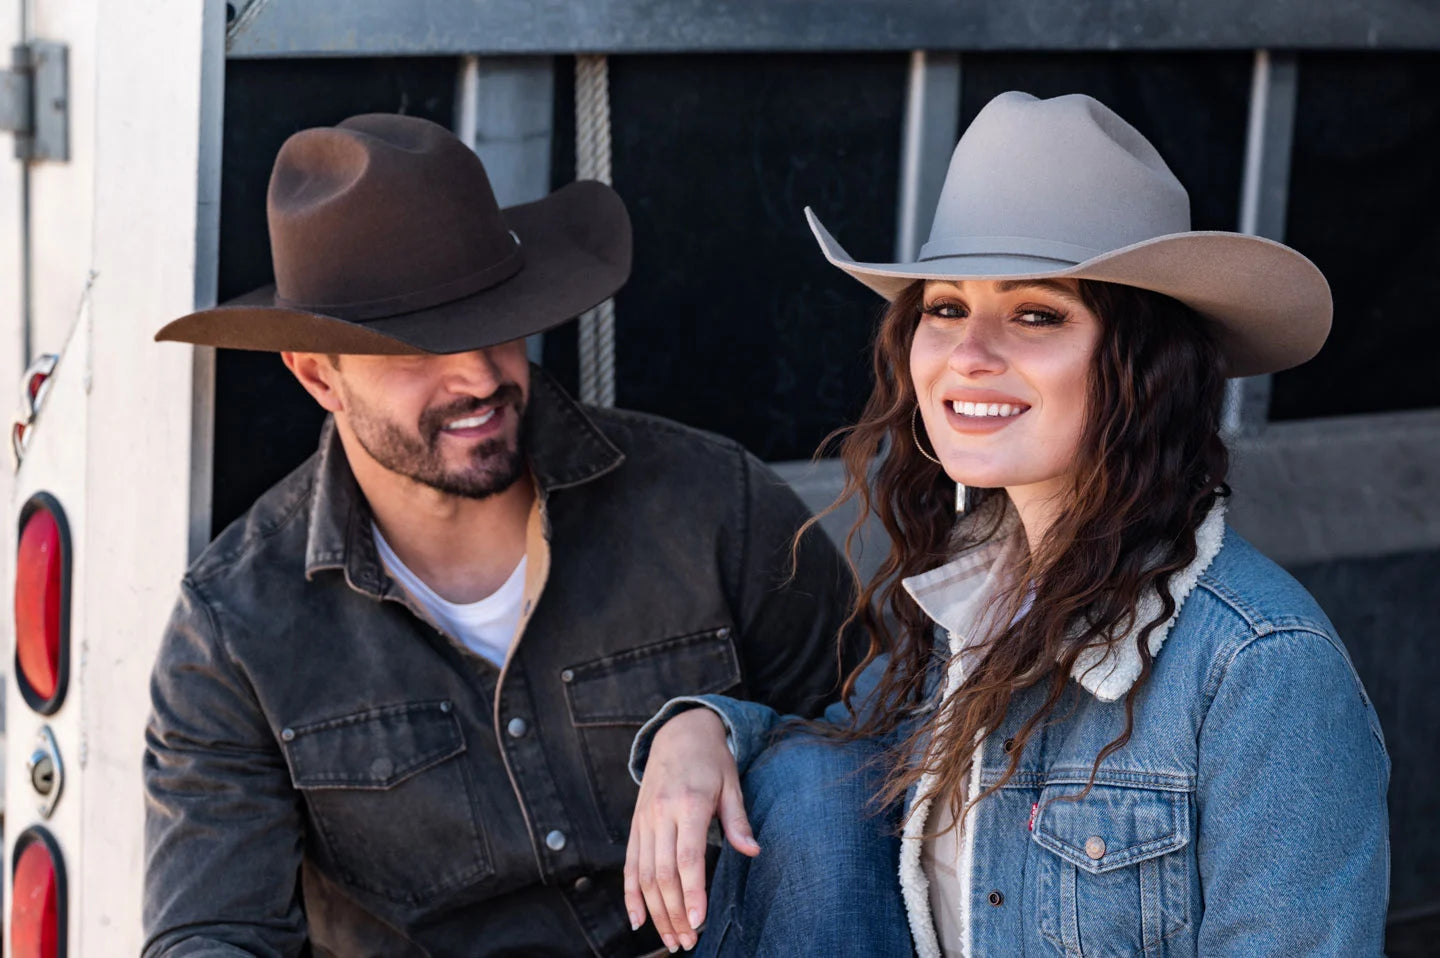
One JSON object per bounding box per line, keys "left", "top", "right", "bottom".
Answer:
{"left": 575, "top": 55, "right": 616, "bottom": 407}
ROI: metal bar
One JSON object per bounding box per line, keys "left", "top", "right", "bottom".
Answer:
{"left": 453, "top": 55, "right": 555, "bottom": 364}
{"left": 225, "top": 0, "right": 1440, "bottom": 58}
{"left": 189, "top": 0, "right": 226, "bottom": 561}
{"left": 1223, "top": 49, "right": 1297, "bottom": 436}
{"left": 895, "top": 51, "right": 960, "bottom": 263}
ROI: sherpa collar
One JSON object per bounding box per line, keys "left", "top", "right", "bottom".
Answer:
{"left": 902, "top": 500, "right": 1228, "bottom": 702}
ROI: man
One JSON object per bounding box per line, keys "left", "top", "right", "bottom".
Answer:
{"left": 143, "top": 114, "right": 853, "bottom": 956}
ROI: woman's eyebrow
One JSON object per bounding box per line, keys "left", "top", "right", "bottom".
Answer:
{"left": 992, "top": 279, "right": 1085, "bottom": 304}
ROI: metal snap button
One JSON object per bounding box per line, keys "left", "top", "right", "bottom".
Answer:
{"left": 1002, "top": 737, "right": 1016, "bottom": 753}
{"left": 370, "top": 757, "right": 394, "bottom": 779}
{"left": 545, "top": 830, "right": 567, "bottom": 852}
{"left": 560, "top": 669, "right": 575, "bottom": 683}
{"left": 1085, "top": 835, "right": 1106, "bottom": 860}
{"left": 439, "top": 701, "right": 452, "bottom": 713}
{"left": 573, "top": 875, "right": 594, "bottom": 893}
{"left": 507, "top": 717, "right": 529, "bottom": 739}
{"left": 280, "top": 728, "right": 295, "bottom": 742}
{"left": 987, "top": 890, "right": 1004, "bottom": 906}
{"left": 717, "top": 627, "right": 731, "bottom": 639}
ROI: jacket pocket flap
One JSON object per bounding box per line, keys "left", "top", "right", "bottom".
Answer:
{"left": 1031, "top": 784, "right": 1191, "bottom": 875}
{"left": 565, "top": 628, "right": 741, "bottom": 726}
{"left": 284, "top": 700, "right": 465, "bottom": 790}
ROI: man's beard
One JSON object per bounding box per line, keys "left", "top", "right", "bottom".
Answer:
{"left": 348, "top": 385, "right": 527, "bottom": 500}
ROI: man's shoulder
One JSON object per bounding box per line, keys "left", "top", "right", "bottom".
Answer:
{"left": 185, "top": 453, "right": 319, "bottom": 589}
{"left": 584, "top": 404, "right": 749, "bottom": 463}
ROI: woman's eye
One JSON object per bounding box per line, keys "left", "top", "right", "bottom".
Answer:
{"left": 1016, "top": 309, "right": 1066, "bottom": 327}
{"left": 922, "top": 302, "right": 966, "bottom": 320}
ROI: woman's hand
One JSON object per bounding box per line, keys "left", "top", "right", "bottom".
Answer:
{"left": 624, "top": 707, "right": 761, "bottom": 952}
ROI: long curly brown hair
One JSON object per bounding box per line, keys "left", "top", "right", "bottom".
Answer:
{"left": 808, "top": 277, "right": 1229, "bottom": 822}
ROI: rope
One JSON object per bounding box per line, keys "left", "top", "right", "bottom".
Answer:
{"left": 575, "top": 55, "right": 616, "bottom": 407}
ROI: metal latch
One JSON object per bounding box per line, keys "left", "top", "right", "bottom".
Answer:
{"left": 12, "top": 352, "right": 59, "bottom": 470}
{"left": 28, "top": 725, "right": 65, "bottom": 818}
{"left": 0, "top": 41, "right": 68, "bottom": 161}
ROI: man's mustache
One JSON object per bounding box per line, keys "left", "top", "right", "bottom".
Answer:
{"left": 419, "top": 383, "right": 525, "bottom": 441}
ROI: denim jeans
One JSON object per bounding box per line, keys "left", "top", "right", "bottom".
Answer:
{"left": 698, "top": 732, "right": 914, "bottom": 958}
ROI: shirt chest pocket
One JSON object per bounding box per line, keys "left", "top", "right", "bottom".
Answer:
{"left": 564, "top": 627, "right": 742, "bottom": 842}
{"left": 1030, "top": 783, "right": 1193, "bottom": 958}
{"left": 282, "top": 701, "right": 493, "bottom": 905}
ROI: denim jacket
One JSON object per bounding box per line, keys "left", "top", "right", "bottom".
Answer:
{"left": 631, "top": 503, "right": 1391, "bottom": 956}
{"left": 143, "top": 369, "right": 855, "bottom": 957}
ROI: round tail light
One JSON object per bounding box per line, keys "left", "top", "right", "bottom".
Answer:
{"left": 11, "top": 826, "right": 66, "bottom": 958}
{"left": 15, "top": 493, "right": 71, "bottom": 714}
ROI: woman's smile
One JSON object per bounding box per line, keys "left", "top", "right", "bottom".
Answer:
{"left": 941, "top": 388, "right": 1032, "bottom": 433}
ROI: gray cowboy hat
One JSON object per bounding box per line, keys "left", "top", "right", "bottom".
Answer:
{"left": 807, "top": 91, "right": 1331, "bottom": 378}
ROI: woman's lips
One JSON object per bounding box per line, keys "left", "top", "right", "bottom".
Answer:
{"left": 940, "top": 397, "right": 1030, "bottom": 434}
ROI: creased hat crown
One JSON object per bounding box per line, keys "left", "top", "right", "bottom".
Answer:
{"left": 267, "top": 113, "right": 523, "bottom": 319}
{"left": 921, "top": 92, "right": 1191, "bottom": 268}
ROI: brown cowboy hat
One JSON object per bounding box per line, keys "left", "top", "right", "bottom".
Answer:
{"left": 155, "top": 113, "right": 631, "bottom": 354}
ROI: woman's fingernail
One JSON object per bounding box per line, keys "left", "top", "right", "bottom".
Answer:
{"left": 629, "top": 912, "right": 641, "bottom": 931}
{"left": 688, "top": 909, "right": 700, "bottom": 927}
{"left": 681, "top": 933, "right": 698, "bottom": 951}
{"left": 663, "top": 935, "right": 678, "bottom": 954}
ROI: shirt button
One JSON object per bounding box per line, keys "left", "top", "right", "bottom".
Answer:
{"left": 560, "top": 669, "right": 575, "bottom": 683}
{"left": 546, "top": 830, "right": 567, "bottom": 852}
{"left": 573, "top": 876, "right": 594, "bottom": 893}
{"left": 507, "top": 717, "right": 529, "bottom": 739}
{"left": 370, "top": 757, "right": 394, "bottom": 779}
{"left": 988, "top": 890, "right": 1004, "bottom": 907}
{"left": 439, "top": 701, "right": 452, "bottom": 713}
{"left": 1085, "top": 836, "right": 1107, "bottom": 860}
{"left": 1002, "top": 738, "right": 1016, "bottom": 753}
{"left": 280, "top": 728, "right": 295, "bottom": 742}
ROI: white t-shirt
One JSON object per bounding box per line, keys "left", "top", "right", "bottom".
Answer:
{"left": 373, "top": 524, "right": 527, "bottom": 668}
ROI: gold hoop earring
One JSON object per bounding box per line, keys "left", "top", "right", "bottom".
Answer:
{"left": 911, "top": 407, "right": 968, "bottom": 513}
{"left": 911, "top": 407, "right": 942, "bottom": 465}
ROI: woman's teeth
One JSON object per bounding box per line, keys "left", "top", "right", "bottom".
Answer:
{"left": 443, "top": 408, "right": 498, "bottom": 430}
{"left": 950, "top": 400, "right": 1025, "bottom": 418}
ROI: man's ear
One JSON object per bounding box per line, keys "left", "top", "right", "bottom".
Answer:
{"left": 281, "top": 352, "right": 345, "bottom": 414}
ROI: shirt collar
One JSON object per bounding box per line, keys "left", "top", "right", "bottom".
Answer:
{"left": 302, "top": 365, "right": 625, "bottom": 591}
{"left": 902, "top": 499, "right": 1228, "bottom": 701}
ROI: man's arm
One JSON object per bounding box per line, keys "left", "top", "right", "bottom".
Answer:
{"left": 727, "top": 452, "right": 863, "bottom": 718}
{"left": 143, "top": 578, "right": 308, "bottom": 958}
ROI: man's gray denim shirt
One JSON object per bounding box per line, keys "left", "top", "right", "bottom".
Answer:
{"left": 142, "top": 369, "right": 856, "bottom": 957}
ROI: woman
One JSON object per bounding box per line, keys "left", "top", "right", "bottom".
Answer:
{"left": 624, "top": 92, "right": 1390, "bottom": 957}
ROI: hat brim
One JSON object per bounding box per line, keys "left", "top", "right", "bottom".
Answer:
{"left": 155, "top": 180, "right": 631, "bottom": 355}
{"left": 806, "top": 208, "right": 1332, "bottom": 378}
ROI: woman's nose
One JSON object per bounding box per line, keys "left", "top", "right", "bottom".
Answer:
{"left": 947, "top": 318, "right": 1006, "bottom": 377}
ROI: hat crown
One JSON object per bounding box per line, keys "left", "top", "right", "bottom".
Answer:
{"left": 922, "top": 92, "right": 1191, "bottom": 264}
{"left": 266, "top": 114, "right": 523, "bottom": 317}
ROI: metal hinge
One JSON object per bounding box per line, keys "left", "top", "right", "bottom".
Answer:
{"left": 0, "top": 41, "right": 68, "bottom": 162}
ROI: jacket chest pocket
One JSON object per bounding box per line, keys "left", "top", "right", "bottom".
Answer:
{"left": 283, "top": 700, "right": 493, "bottom": 905}
{"left": 564, "top": 627, "right": 742, "bottom": 842}
{"left": 1030, "top": 783, "right": 1193, "bottom": 958}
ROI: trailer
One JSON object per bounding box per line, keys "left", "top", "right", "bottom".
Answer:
{"left": 2, "top": 1, "right": 1439, "bottom": 953}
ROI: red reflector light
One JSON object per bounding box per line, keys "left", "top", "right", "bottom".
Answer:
{"left": 11, "top": 827, "right": 65, "bottom": 958}
{"left": 15, "top": 494, "right": 70, "bottom": 713}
